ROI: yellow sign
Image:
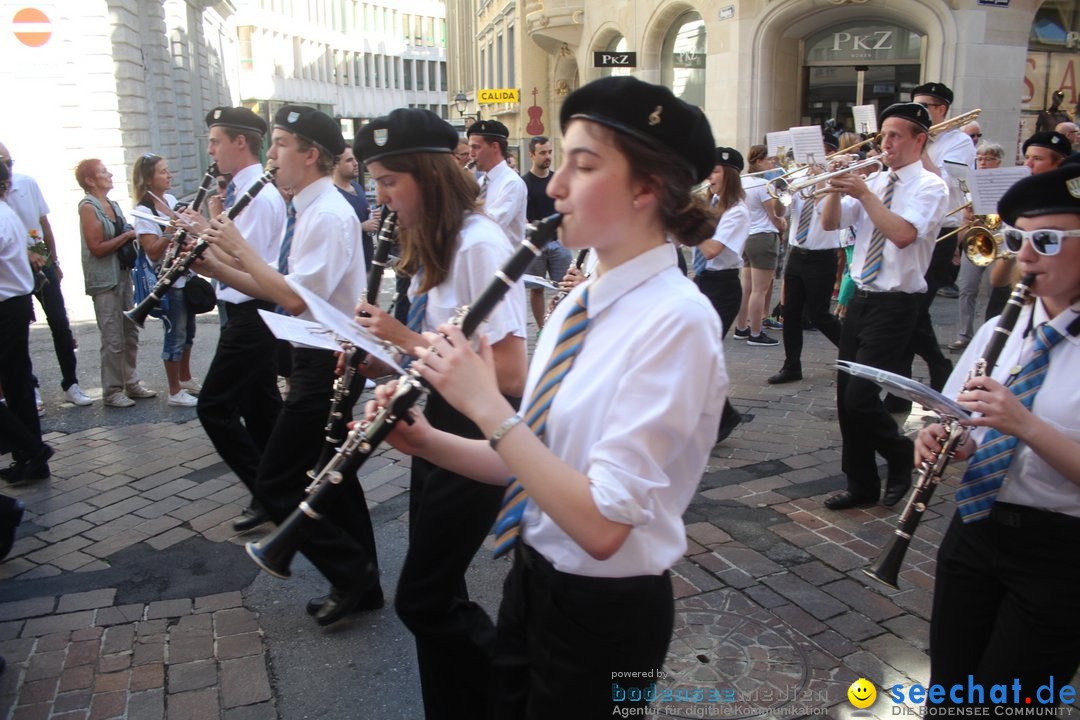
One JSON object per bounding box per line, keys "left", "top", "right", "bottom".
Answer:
{"left": 478, "top": 89, "right": 520, "bottom": 104}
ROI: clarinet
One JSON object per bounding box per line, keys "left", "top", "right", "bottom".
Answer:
{"left": 125, "top": 167, "right": 276, "bottom": 327}
{"left": 864, "top": 274, "right": 1035, "bottom": 589}
{"left": 246, "top": 213, "right": 561, "bottom": 579}
{"left": 543, "top": 247, "right": 589, "bottom": 325}
{"left": 162, "top": 162, "right": 218, "bottom": 272}
{"left": 310, "top": 212, "right": 400, "bottom": 475}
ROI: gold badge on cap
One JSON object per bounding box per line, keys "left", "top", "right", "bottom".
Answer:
{"left": 648, "top": 106, "right": 663, "bottom": 126}
{"left": 287, "top": 111, "right": 300, "bottom": 123}
{"left": 374, "top": 128, "right": 388, "bottom": 147}
{"left": 1066, "top": 177, "right": 1080, "bottom": 199}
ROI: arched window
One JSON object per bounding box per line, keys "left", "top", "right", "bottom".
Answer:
{"left": 661, "top": 11, "right": 705, "bottom": 107}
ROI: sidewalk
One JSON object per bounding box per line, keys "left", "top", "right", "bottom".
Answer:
{"left": 1, "top": 290, "right": 1076, "bottom": 719}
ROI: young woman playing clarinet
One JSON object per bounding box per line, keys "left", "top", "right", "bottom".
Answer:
{"left": 917, "top": 163, "right": 1080, "bottom": 709}
{"left": 351, "top": 108, "right": 528, "bottom": 720}
{"left": 370, "top": 77, "right": 729, "bottom": 717}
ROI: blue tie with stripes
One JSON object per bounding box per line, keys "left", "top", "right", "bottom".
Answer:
{"left": 492, "top": 288, "right": 590, "bottom": 558}
{"left": 860, "top": 172, "right": 899, "bottom": 284}
{"left": 406, "top": 269, "right": 428, "bottom": 334}
{"left": 217, "top": 182, "right": 238, "bottom": 292}
{"left": 273, "top": 202, "right": 296, "bottom": 315}
{"left": 954, "top": 323, "right": 1065, "bottom": 522}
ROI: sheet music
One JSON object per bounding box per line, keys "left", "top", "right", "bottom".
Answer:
{"left": 131, "top": 210, "right": 171, "bottom": 228}
{"left": 766, "top": 131, "right": 793, "bottom": 160}
{"left": 943, "top": 161, "right": 973, "bottom": 195}
{"left": 257, "top": 311, "right": 343, "bottom": 352}
{"left": 851, "top": 105, "right": 878, "bottom": 135}
{"left": 788, "top": 125, "right": 827, "bottom": 166}
{"left": 836, "top": 361, "right": 970, "bottom": 420}
{"left": 523, "top": 274, "right": 558, "bottom": 291}
{"left": 971, "top": 167, "right": 1031, "bottom": 216}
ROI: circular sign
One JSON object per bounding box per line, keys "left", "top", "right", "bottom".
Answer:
{"left": 13, "top": 7, "right": 51, "bottom": 47}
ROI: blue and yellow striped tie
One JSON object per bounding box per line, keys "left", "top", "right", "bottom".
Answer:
{"left": 492, "top": 288, "right": 590, "bottom": 557}
{"left": 954, "top": 323, "right": 1065, "bottom": 522}
{"left": 860, "top": 172, "right": 899, "bottom": 284}
{"left": 217, "top": 182, "right": 238, "bottom": 292}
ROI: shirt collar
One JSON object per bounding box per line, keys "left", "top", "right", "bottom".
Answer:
{"left": 890, "top": 159, "right": 925, "bottom": 183}
{"left": 1034, "top": 299, "right": 1080, "bottom": 345}
{"left": 583, "top": 242, "right": 677, "bottom": 319}
{"left": 292, "top": 176, "right": 333, "bottom": 216}
{"left": 231, "top": 162, "right": 263, "bottom": 189}
{"left": 486, "top": 159, "right": 509, "bottom": 179}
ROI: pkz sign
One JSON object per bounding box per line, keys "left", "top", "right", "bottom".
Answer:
{"left": 832, "top": 30, "right": 894, "bottom": 52}
{"left": 593, "top": 51, "right": 637, "bottom": 68}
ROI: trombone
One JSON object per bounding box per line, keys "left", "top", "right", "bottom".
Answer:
{"left": 766, "top": 156, "right": 884, "bottom": 206}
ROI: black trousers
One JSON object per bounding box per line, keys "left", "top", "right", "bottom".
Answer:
{"left": 196, "top": 300, "right": 282, "bottom": 497}
{"left": 931, "top": 505, "right": 1080, "bottom": 707}
{"left": 0, "top": 294, "right": 44, "bottom": 462}
{"left": 900, "top": 233, "right": 955, "bottom": 391}
{"left": 31, "top": 265, "right": 79, "bottom": 390}
{"left": 695, "top": 268, "right": 743, "bottom": 429}
{"left": 489, "top": 544, "right": 673, "bottom": 719}
{"left": 395, "top": 391, "right": 510, "bottom": 720}
{"left": 780, "top": 247, "right": 843, "bottom": 369}
{"left": 255, "top": 348, "right": 378, "bottom": 590}
{"left": 836, "top": 291, "right": 919, "bottom": 497}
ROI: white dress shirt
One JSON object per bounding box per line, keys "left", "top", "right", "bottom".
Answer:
{"left": 943, "top": 301, "right": 1080, "bottom": 518}
{"left": 836, "top": 159, "right": 949, "bottom": 293}
{"left": 479, "top": 159, "right": 527, "bottom": 247}
{"left": 220, "top": 162, "right": 287, "bottom": 304}
{"left": 408, "top": 212, "right": 527, "bottom": 344}
{"left": 788, "top": 194, "right": 840, "bottom": 251}
{"left": 6, "top": 174, "right": 48, "bottom": 241}
{"left": 705, "top": 200, "right": 749, "bottom": 271}
{"left": 521, "top": 242, "right": 729, "bottom": 577}
{"left": 928, "top": 128, "right": 976, "bottom": 229}
{"left": 133, "top": 192, "right": 185, "bottom": 288}
{"left": 282, "top": 176, "right": 366, "bottom": 320}
{"left": 0, "top": 200, "right": 34, "bottom": 300}
{"left": 741, "top": 176, "right": 779, "bottom": 235}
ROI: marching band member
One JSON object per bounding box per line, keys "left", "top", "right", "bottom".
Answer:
{"left": 192, "top": 107, "right": 287, "bottom": 532}
{"left": 820, "top": 102, "right": 949, "bottom": 510}
{"left": 733, "top": 145, "right": 786, "bottom": 346}
{"left": 352, "top": 108, "right": 528, "bottom": 720}
{"left": 372, "top": 76, "right": 727, "bottom": 717}
{"left": 918, "top": 163, "right": 1080, "bottom": 708}
{"left": 198, "top": 105, "right": 381, "bottom": 626}
{"left": 467, "top": 119, "right": 527, "bottom": 247}
{"left": 767, "top": 173, "right": 843, "bottom": 385}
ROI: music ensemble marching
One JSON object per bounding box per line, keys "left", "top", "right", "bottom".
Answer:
{"left": 4, "top": 76, "right": 1079, "bottom": 715}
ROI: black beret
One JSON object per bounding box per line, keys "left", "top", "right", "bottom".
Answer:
{"left": 466, "top": 119, "right": 509, "bottom": 140}
{"left": 1022, "top": 131, "right": 1072, "bottom": 158}
{"left": 205, "top": 106, "right": 267, "bottom": 136}
{"left": 273, "top": 104, "right": 345, "bottom": 157}
{"left": 912, "top": 82, "right": 954, "bottom": 106}
{"left": 880, "top": 102, "right": 932, "bottom": 132}
{"left": 560, "top": 76, "right": 715, "bottom": 183}
{"left": 354, "top": 108, "right": 458, "bottom": 164}
{"left": 998, "top": 162, "right": 1080, "bottom": 224}
{"left": 714, "top": 147, "right": 744, "bottom": 172}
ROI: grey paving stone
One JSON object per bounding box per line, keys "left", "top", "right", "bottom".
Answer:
{"left": 20, "top": 611, "right": 94, "bottom": 637}
{"left": 167, "top": 660, "right": 217, "bottom": 693}
{"left": 0, "top": 597, "right": 55, "bottom": 622}
{"left": 166, "top": 688, "right": 219, "bottom": 720}
{"left": 219, "top": 655, "right": 272, "bottom": 708}
{"left": 762, "top": 573, "right": 848, "bottom": 621}
{"left": 101, "top": 624, "right": 135, "bottom": 655}
{"left": 192, "top": 591, "right": 242, "bottom": 614}
{"left": 145, "top": 599, "right": 191, "bottom": 620}
{"left": 216, "top": 632, "right": 263, "bottom": 660}
{"left": 126, "top": 688, "right": 164, "bottom": 720}
{"left": 94, "top": 604, "right": 144, "bottom": 627}
{"left": 825, "top": 611, "right": 886, "bottom": 643}
{"left": 56, "top": 589, "right": 117, "bottom": 614}
{"left": 212, "top": 608, "right": 259, "bottom": 638}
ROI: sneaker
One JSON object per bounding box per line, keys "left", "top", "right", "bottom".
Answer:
{"left": 747, "top": 331, "right": 779, "bottom": 346}
{"left": 733, "top": 326, "right": 751, "bottom": 340}
{"left": 64, "top": 384, "right": 93, "bottom": 407}
{"left": 125, "top": 382, "right": 157, "bottom": 399}
{"left": 948, "top": 339, "right": 969, "bottom": 353}
{"left": 179, "top": 378, "right": 202, "bottom": 396}
{"left": 104, "top": 392, "right": 135, "bottom": 408}
{"left": 34, "top": 388, "right": 44, "bottom": 417}
{"left": 168, "top": 390, "right": 198, "bottom": 408}
{"left": 937, "top": 284, "right": 960, "bottom": 299}
{"left": 762, "top": 316, "right": 784, "bottom": 330}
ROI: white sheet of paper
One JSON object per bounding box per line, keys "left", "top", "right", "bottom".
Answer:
{"left": 286, "top": 280, "right": 407, "bottom": 374}
{"left": 523, "top": 274, "right": 558, "bottom": 291}
{"left": 131, "top": 210, "right": 171, "bottom": 228}
{"left": 851, "top": 105, "right": 878, "bottom": 135}
{"left": 789, "top": 125, "right": 827, "bottom": 166}
{"left": 836, "top": 361, "right": 971, "bottom": 420}
{"left": 257, "top": 311, "right": 343, "bottom": 352}
{"left": 766, "top": 131, "right": 794, "bottom": 159}
{"left": 943, "top": 160, "right": 973, "bottom": 195}
{"left": 971, "top": 167, "right": 1032, "bottom": 216}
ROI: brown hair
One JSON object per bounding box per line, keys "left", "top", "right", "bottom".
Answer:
{"left": 747, "top": 144, "right": 769, "bottom": 168}
{"left": 74, "top": 158, "right": 103, "bottom": 192}
{"left": 579, "top": 121, "right": 715, "bottom": 247}
{"left": 713, "top": 165, "right": 745, "bottom": 214}
{"left": 130, "top": 153, "right": 162, "bottom": 205}
{"left": 378, "top": 152, "right": 480, "bottom": 291}
{"left": 222, "top": 127, "right": 264, "bottom": 158}
{"left": 295, "top": 136, "right": 337, "bottom": 175}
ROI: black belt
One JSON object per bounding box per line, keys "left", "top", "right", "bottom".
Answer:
{"left": 990, "top": 502, "right": 1080, "bottom": 531}
{"left": 790, "top": 246, "right": 837, "bottom": 256}
{"left": 698, "top": 268, "right": 740, "bottom": 276}
{"left": 517, "top": 543, "right": 666, "bottom": 589}
{"left": 853, "top": 288, "right": 916, "bottom": 299}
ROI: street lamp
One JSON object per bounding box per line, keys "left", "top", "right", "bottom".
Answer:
{"left": 454, "top": 90, "right": 479, "bottom": 122}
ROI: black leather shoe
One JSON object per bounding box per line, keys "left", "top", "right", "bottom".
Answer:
{"left": 767, "top": 366, "right": 803, "bottom": 385}
{"left": 716, "top": 407, "right": 743, "bottom": 443}
{"left": 307, "top": 585, "right": 385, "bottom": 617}
{"left": 882, "top": 481, "right": 912, "bottom": 508}
{"left": 314, "top": 576, "right": 383, "bottom": 627}
{"left": 232, "top": 508, "right": 269, "bottom": 532}
{"left": 824, "top": 491, "right": 878, "bottom": 510}
{"left": 1, "top": 445, "right": 53, "bottom": 483}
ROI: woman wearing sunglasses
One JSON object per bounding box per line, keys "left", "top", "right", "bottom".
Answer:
{"left": 917, "top": 163, "right": 1080, "bottom": 710}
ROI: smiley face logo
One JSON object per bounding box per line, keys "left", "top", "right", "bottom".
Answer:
{"left": 848, "top": 678, "right": 876, "bottom": 708}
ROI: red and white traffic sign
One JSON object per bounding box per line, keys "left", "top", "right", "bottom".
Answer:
{"left": 13, "top": 7, "right": 51, "bottom": 47}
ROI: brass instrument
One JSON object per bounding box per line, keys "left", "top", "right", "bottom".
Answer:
{"left": 767, "top": 156, "right": 885, "bottom": 206}
{"left": 928, "top": 109, "right": 981, "bottom": 140}
{"left": 246, "top": 214, "right": 562, "bottom": 579}
{"left": 864, "top": 274, "right": 1033, "bottom": 589}
{"left": 962, "top": 215, "right": 1012, "bottom": 267}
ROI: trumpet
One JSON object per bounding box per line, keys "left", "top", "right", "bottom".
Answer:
{"left": 962, "top": 216, "right": 1012, "bottom": 267}
{"left": 767, "top": 156, "right": 884, "bottom": 206}
{"left": 929, "top": 109, "right": 981, "bottom": 140}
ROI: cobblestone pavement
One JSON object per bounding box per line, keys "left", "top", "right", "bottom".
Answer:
{"left": 2, "top": 288, "right": 1078, "bottom": 719}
